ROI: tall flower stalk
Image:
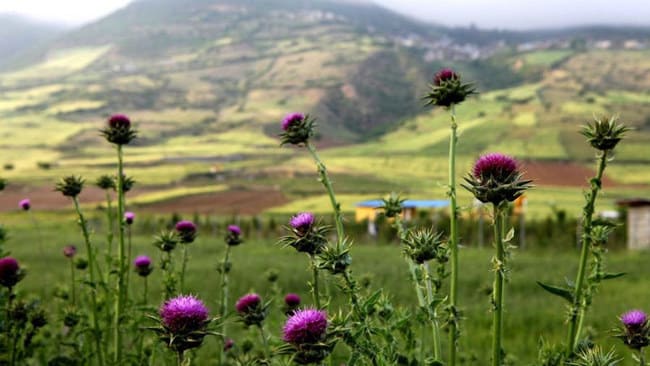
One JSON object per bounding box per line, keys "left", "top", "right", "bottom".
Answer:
{"left": 96, "top": 175, "right": 116, "bottom": 260}
{"left": 564, "top": 116, "right": 629, "bottom": 355}
{"left": 219, "top": 225, "right": 242, "bottom": 365}
{"left": 425, "top": 68, "right": 475, "bottom": 366}
{"left": 463, "top": 153, "right": 531, "bottom": 366}
{"left": 175, "top": 220, "right": 197, "bottom": 293}
{"left": 56, "top": 175, "right": 106, "bottom": 366}
{"left": 101, "top": 114, "right": 136, "bottom": 364}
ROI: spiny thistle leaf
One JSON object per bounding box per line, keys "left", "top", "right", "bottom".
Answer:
{"left": 537, "top": 281, "right": 574, "bottom": 303}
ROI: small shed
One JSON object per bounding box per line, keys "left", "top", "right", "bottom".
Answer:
{"left": 355, "top": 199, "right": 450, "bottom": 223}
{"left": 617, "top": 198, "right": 650, "bottom": 250}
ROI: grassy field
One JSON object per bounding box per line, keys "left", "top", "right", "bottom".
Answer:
{"left": 2, "top": 211, "right": 649, "bottom": 365}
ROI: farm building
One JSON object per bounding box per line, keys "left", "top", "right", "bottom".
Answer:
{"left": 355, "top": 199, "right": 449, "bottom": 223}
{"left": 617, "top": 198, "right": 650, "bottom": 250}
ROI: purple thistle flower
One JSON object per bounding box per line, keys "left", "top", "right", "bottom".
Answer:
{"left": 63, "top": 245, "right": 77, "bottom": 258}
{"left": 159, "top": 295, "right": 209, "bottom": 334}
{"left": 224, "top": 338, "right": 234, "bottom": 352}
{"left": 285, "top": 293, "right": 301, "bottom": 307}
{"left": 235, "top": 293, "right": 261, "bottom": 314}
{"left": 175, "top": 220, "right": 197, "bottom": 243}
{"left": 282, "top": 113, "right": 305, "bottom": 131}
{"left": 472, "top": 153, "right": 518, "bottom": 181}
{"left": 228, "top": 225, "right": 241, "bottom": 236}
{"left": 621, "top": 309, "right": 648, "bottom": 329}
{"left": 124, "top": 211, "right": 135, "bottom": 225}
{"left": 0, "top": 257, "right": 20, "bottom": 288}
{"left": 433, "top": 68, "right": 458, "bottom": 86}
{"left": 283, "top": 308, "right": 328, "bottom": 345}
{"left": 108, "top": 114, "right": 131, "bottom": 129}
{"left": 19, "top": 198, "right": 30, "bottom": 211}
{"left": 134, "top": 255, "right": 151, "bottom": 269}
{"left": 290, "top": 212, "right": 314, "bottom": 235}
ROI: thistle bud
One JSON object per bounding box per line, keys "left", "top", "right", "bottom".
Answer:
{"left": 382, "top": 192, "right": 405, "bottom": 218}
{"left": 175, "top": 220, "right": 197, "bottom": 244}
{"left": 225, "top": 225, "right": 242, "bottom": 246}
{"left": 581, "top": 115, "right": 629, "bottom": 151}
{"left": 63, "top": 245, "right": 77, "bottom": 259}
{"left": 463, "top": 153, "right": 532, "bottom": 205}
{"left": 279, "top": 213, "right": 328, "bottom": 255}
{"left": 280, "top": 113, "right": 316, "bottom": 146}
{"left": 235, "top": 293, "right": 268, "bottom": 327}
{"left": 223, "top": 338, "right": 234, "bottom": 352}
{"left": 125, "top": 211, "right": 135, "bottom": 225}
{"left": 63, "top": 309, "right": 80, "bottom": 327}
{"left": 154, "top": 231, "right": 178, "bottom": 252}
{"left": 284, "top": 293, "right": 301, "bottom": 315}
{"left": 0, "top": 257, "right": 23, "bottom": 288}
{"left": 403, "top": 228, "right": 446, "bottom": 264}
{"left": 101, "top": 114, "right": 137, "bottom": 145}
{"left": 55, "top": 175, "right": 84, "bottom": 197}
{"left": 95, "top": 174, "right": 116, "bottom": 190}
{"left": 19, "top": 198, "right": 30, "bottom": 211}
{"left": 134, "top": 255, "right": 153, "bottom": 277}
{"left": 114, "top": 174, "right": 136, "bottom": 193}
{"left": 74, "top": 257, "right": 88, "bottom": 270}
{"left": 317, "top": 243, "right": 352, "bottom": 275}
{"left": 425, "top": 67, "right": 476, "bottom": 107}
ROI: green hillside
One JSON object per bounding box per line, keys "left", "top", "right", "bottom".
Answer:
{"left": 0, "top": 0, "right": 649, "bottom": 219}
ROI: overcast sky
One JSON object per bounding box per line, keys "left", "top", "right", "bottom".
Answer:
{"left": 0, "top": 0, "right": 649, "bottom": 30}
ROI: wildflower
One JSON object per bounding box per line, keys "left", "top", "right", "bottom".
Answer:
{"left": 280, "top": 112, "right": 316, "bottom": 146}
{"left": 463, "top": 153, "right": 532, "bottom": 205}
{"left": 284, "top": 293, "right": 301, "bottom": 315}
{"left": 55, "top": 175, "right": 84, "bottom": 197}
{"left": 224, "top": 338, "right": 234, "bottom": 352}
{"left": 0, "top": 257, "right": 23, "bottom": 288}
{"left": 622, "top": 310, "right": 647, "bottom": 329}
{"left": 225, "top": 224, "right": 242, "bottom": 246}
{"left": 617, "top": 309, "right": 650, "bottom": 350}
{"left": 425, "top": 67, "right": 476, "bottom": 107}
{"left": 125, "top": 211, "right": 135, "bottom": 225}
{"left": 581, "top": 115, "right": 629, "bottom": 151}
{"left": 101, "top": 114, "right": 137, "bottom": 145}
{"left": 63, "top": 245, "right": 77, "bottom": 259}
{"left": 19, "top": 198, "right": 30, "bottom": 211}
{"left": 290, "top": 212, "right": 315, "bottom": 237}
{"left": 134, "top": 255, "right": 153, "bottom": 277}
{"left": 160, "top": 295, "right": 209, "bottom": 334}
{"left": 235, "top": 293, "right": 267, "bottom": 326}
{"left": 175, "top": 220, "right": 197, "bottom": 244}
{"left": 282, "top": 309, "right": 333, "bottom": 364}
{"left": 95, "top": 174, "right": 116, "bottom": 190}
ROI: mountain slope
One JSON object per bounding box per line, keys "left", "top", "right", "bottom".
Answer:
{"left": 0, "top": 15, "right": 66, "bottom": 68}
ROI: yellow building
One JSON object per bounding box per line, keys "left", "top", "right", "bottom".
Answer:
{"left": 355, "top": 200, "right": 449, "bottom": 223}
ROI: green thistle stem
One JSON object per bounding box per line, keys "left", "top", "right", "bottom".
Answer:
{"left": 259, "top": 324, "right": 270, "bottom": 359}
{"left": 72, "top": 197, "right": 105, "bottom": 366}
{"left": 491, "top": 204, "right": 505, "bottom": 366}
{"left": 219, "top": 245, "right": 231, "bottom": 366}
{"left": 310, "top": 254, "right": 322, "bottom": 308}
{"left": 69, "top": 259, "right": 76, "bottom": 307}
{"left": 126, "top": 225, "right": 133, "bottom": 297}
{"left": 177, "top": 350, "right": 185, "bottom": 366}
{"left": 137, "top": 276, "right": 148, "bottom": 364}
{"left": 423, "top": 262, "right": 442, "bottom": 360}
{"left": 306, "top": 142, "right": 344, "bottom": 248}
{"left": 566, "top": 150, "right": 609, "bottom": 355}
{"left": 448, "top": 104, "right": 460, "bottom": 366}
{"left": 640, "top": 349, "right": 646, "bottom": 366}
{"left": 114, "top": 144, "right": 126, "bottom": 364}
{"left": 105, "top": 191, "right": 114, "bottom": 259}
{"left": 180, "top": 244, "right": 188, "bottom": 292}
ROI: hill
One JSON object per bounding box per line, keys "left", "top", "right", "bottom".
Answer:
{"left": 0, "top": 0, "right": 649, "bottom": 219}
{"left": 0, "top": 15, "right": 66, "bottom": 68}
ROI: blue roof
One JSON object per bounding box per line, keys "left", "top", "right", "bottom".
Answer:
{"left": 356, "top": 200, "right": 449, "bottom": 208}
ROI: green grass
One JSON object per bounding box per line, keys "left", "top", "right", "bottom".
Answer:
{"left": 522, "top": 50, "right": 574, "bottom": 66}
{"left": 4, "top": 213, "right": 650, "bottom": 365}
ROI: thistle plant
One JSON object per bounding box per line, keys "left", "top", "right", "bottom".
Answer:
{"left": 96, "top": 174, "right": 116, "bottom": 260}
{"left": 425, "top": 67, "right": 476, "bottom": 366}
{"left": 63, "top": 245, "right": 78, "bottom": 306}
{"left": 235, "top": 293, "right": 271, "bottom": 359}
{"left": 463, "top": 152, "right": 532, "bottom": 366}
{"left": 280, "top": 308, "right": 335, "bottom": 365}
{"left": 615, "top": 310, "right": 650, "bottom": 365}
{"left": 154, "top": 231, "right": 180, "bottom": 300}
{"left": 218, "top": 224, "right": 243, "bottom": 365}
{"left": 19, "top": 198, "right": 43, "bottom": 249}
{"left": 537, "top": 116, "right": 628, "bottom": 358}
{"left": 175, "top": 220, "right": 197, "bottom": 293}
{"left": 101, "top": 113, "right": 137, "bottom": 364}
{"left": 55, "top": 174, "right": 106, "bottom": 366}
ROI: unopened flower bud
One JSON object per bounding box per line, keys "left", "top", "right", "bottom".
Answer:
{"left": 55, "top": 175, "right": 84, "bottom": 197}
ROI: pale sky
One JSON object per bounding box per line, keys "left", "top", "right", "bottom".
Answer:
{"left": 0, "top": 0, "right": 649, "bottom": 29}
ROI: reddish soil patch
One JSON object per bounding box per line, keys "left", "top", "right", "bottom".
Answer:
{"left": 140, "top": 188, "right": 288, "bottom": 215}
{"left": 520, "top": 160, "right": 619, "bottom": 187}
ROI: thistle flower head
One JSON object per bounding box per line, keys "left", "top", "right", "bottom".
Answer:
{"left": 55, "top": 175, "right": 84, "bottom": 197}
{"left": 581, "top": 115, "right": 629, "bottom": 151}
{"left": 224, "top": 338, "right": 234, "bottom": 352}
{"left": 621, "top": 310, "right": 647, "bottom": 329}
{"left": 0, "top": 257, "right": 23, "bottom": 288}
{"left": 102, "top": 114, "right": 137, "bottom": 145}
{"left": 134, "top": 255, "right": 153, "bottom": 277}
{"left": 175, "top": 220, "right": 197, "bottom": 244}
{"left": 159, "top": 295, "right": 209, "bottom": 334}
{"left": 290, "top": 212, "right": 315, "bottom": 236}
{"left": 115, "top": 174, "right": 136, "bottom": 193}
{"left": 285, "top": 293, "right": 301, "bottom": 308}
{"left": 225, "top": 224, "right": 243, "bottom": 246}
{"left": 235, "top": 293, "right": 267, "bottom": 326}
{"left": 617, "top": 309, "right": 650, "bottom": 350}
{"left": 425, "top": 67, "right": 475, "bottom": 107}
{"left": 280, "top": 112, "right": 316, "bottom": 146}
{"left": 283, "top": 308, "right": 328, "bottom": 345}
{"left": 63, "top": 245, "right": 77, "bottom": 258}
{"left": 95, "top": 174, "right": 116, "bottom": 190}
{"left": 463, "top": 152, "right": 532, "bottom": 205}
{"left": 125, "top": 211, "right": 135, "bottom": 225}
{"left": 19, "top": 198, "right": 30, "bottom": 211}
